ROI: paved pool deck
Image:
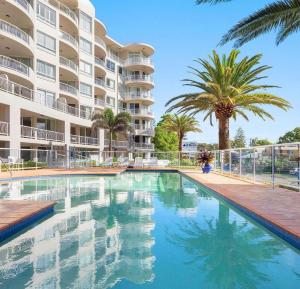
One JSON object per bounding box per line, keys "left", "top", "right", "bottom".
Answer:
{"left": 179, "top": 170, "right": 300, "bottom": 247}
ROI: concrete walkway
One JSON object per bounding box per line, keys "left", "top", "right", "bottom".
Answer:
{"left": 180, "top": 170, "right": 300, "bottom": 244}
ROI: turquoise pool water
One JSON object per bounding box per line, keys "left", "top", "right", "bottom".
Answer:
{"left": 0, "top": 172, "right": 299, "bottom": 289}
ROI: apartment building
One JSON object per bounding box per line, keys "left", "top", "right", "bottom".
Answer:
{"left": 0, "top": 0, "right": 155, "bottom": 158}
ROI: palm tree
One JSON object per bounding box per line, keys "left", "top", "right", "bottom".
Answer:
{"left": 161, "top": 115, "right": 201, "bottom": 152}
{"left": 92, "top": 108, "right": 132, "bottom": 153}
{"left": 166, "top": 50, "right": 291, "bottom": 150}
{"left": 196, "top": 0, "right": 300, "bottom": 47}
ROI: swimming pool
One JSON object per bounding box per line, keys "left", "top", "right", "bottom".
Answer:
{"left": 0, "top": 172, "right": 299, "bottom": 289}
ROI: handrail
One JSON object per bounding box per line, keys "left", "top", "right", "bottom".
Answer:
{"left": 125, "top": 75, "right": 154, "bottom": 83}
{"left": 43, "top": 0, "right": 78, "bottom": 23}
{"left": 59, "top": 30, "right": 78, "bottom": 47}
{"left": 95, "top": 57, "right": 105, "bottom": 67}
{"left": 59, "top": 56, "right": 78, "bottom": 72}
{"left": 71, "top": 134, "right": 99, "bottom": 146}
{"left": 123, "top": 93, "right": 153, "bottom": 101}
{"left": 60, "top": 82, "right": 78, "bottom": 96}
{"left": 125, "top": 56, "right": 153, "bottom": 67}
{"left": 0, "top": 76, "right": 91, "bottom": 120}
{"left": 0, "top": 19, "right": 30, "bottom": 43}
{"left": 14, "top": 0, "right": 29, "bottom": 11}
{"left": 95, "top": 78, "right": 105, "bottom": 87}
{"left": 0, "top": 55, "right": 30, "bottom": 76}
{"left": 21, "top": 125, "right": 65, "bottom": 142}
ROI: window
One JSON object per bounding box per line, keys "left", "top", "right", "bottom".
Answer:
{"left": 80, "top": 12, "right": 92, "bottom": 33}
{"left": 80, "top": 37, "right": 92, "bottom": 55}
{"left": 80, "top": 60, "right": 92, "bottom": 75}
{"left": 80, "top": 82, "right": 92, "bottom": 97}
{"left": 106, "top": 78, "right": 115, "bottom": 90}
{"left": 106, "top": 96, "right": 115, "bottom": 108}
{"left": 37, "top": 60, "right": 56, "bottom": 80}
{"left": 37, "top": 31, "right": 56, "bottom": 53}
{"left": 106, "top": 60, "right": 115, "bottom": 73}
{"left": 37, "top": 89, "right": 55, "bottom": 107}
{"left": 118, "top": 66, "right": 123, "bottom": 75}
{"left": 36, "top": 1, "right": 56, "bottom": 26}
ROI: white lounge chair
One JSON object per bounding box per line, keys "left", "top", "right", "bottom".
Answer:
{"left": 118, "top": 156, "right": 129, "bottom": 167}
{"left": 101, "top": 157, "right": 113, "bottom": 167}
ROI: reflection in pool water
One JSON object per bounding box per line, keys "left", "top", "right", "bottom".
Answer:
{"left": 0, "top": 172, "right": 299, "bottom": 289}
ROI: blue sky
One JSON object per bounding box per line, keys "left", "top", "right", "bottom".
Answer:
{"left": 92, "top": 0, "right": 300, "bottom": 144}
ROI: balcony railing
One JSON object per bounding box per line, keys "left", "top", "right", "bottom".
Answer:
{"left": 21, "top": 126, "right": 65, "bottom": 142}
{"left": 71, "top": 135, "right": 99, "bottom": 146}
{"left": 104, "top": 140, "right": 129, "bottom": 149}
{"left": 95, "top": 98, "right": 105, "bottom": 107}
{"left": 0, "top": 19, "right": 30, "bottom": 44}
{"left": 134, "top": 124, "right": 155, "bottom": 136}
{"left": 95, "top": 78, "right": 105, "bottom": 87}
{"left": 59, "top": 30, "right": 78, "bottom": 48}
{"left": 44, "top": 0, "right": 78, "bottom": 24}
{"left": 14, "top": 0, "right": 30, "bottom": 11}
{"left": 0, "top": 76, "right": 91, "bottom": 120}
{"left": 125, "top": 75, "right": 154, "bottom": 85}
{"left": 95, "top": 36, "right": 106, "bottom": 50}
{"left": 128, "top": 109, "right": 154, "bottom": 117}
{"left": 59, "top": 56, "right": 78, "bottom": 72}
{"left": 0, "top": 121, "right": 9, "bottom": 136}
{"left": 134, "top": 143, "right": 154, "bottom": 150}
{"left": 125, "top": 57, "right": 153, "bottom": 67}
{"left": 123, "top": 93, "right": 153, "bottom": 101}
{"left": 60, "top": 82, "right": 78, "bottom": 97}
{"left": 95, "top": 57, "right": 105, "bottom": 68}
{"left": 0, "top": 55, "right": 30, "bottom": 76}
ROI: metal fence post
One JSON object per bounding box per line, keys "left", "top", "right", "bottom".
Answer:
{"left": 271, "top": 146, "right": 275, "bottom": 189}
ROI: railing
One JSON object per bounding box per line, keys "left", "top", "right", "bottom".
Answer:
{"left": 14, "top": 0, "right": 30, "bottom": 11}
{"left": 0, "top": 76, "right": 91, "bottom": 120}
{"left": 71, "top": 135, "right": 99, "bottom": 146}
{"left": 0, "top": 19, "right": 30, "bottom": 44}
{"left": 125, "top": 75, "right": 154, "bottom": 84}
{"left": 95, "top": 78, "right": 105, "bottom": 88}
{"left": 95, "top": 57, "right": 105, "bottom": 68}
{"left": 0, "top": 55, "right": 30, "bottom": 76}
{"left": 123, "top": 93, "right": 154, "bottom": 101}
{"left": 134, "top": 126, "right": 155, "bottom": 136}
{"left": 59, "top": 56, "right": 78, "bottom": 72}
{"left": 0, "top": 121, "right": 9, "bottom": 136}
{"left": 125, "top": 57, "right": 153, "bottom": 67}
{"left": 134, "top": 143, "right": 155, "bottom": 150}
{"left": 21, "top": 126, "right": 65, "bottom": 142}
{"left": 95, "top": 98, "right": 105, "bottom": 107}
{"left": 104, "top": 140, "right": 129, "bottom": 148}
{"left": 95, "top": 36, "right": 106, "bottom": 50}
{"left": 60, "top": 82, "right": 78, "bottom": 97}
{"left": 128, "top": 109, "right": 154, "bottom": 117}
{"left": 59, "top": 30, "right": 78, "bottom": 48}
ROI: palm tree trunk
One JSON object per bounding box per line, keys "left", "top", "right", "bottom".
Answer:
{"left": 218, "top": 118, "right": 230, "bottom": 150}
{"left": 109, "top": 131, "right": 113, "bottom": 157}
{"left": 179, "top": 132, "right": 184, "bottom": 152}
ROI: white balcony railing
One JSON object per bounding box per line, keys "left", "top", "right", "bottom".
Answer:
{"left": 60, "top": 82, "right": 78, "bottom": 97}
{"left": 59, "top": 30, "right": 78, "bottom": 48}
{"left": 0, "top": 19, "right": 30, "bottom": 44}
{"left": 71, "top": 135, "right": 99, "bottom": 146}
{"left": 44, "top": 0, "right": 78, "bottom": 24}
{"left": 134, "top": 124, "right": 155, "bottom": 136}
{"left": 14, "top": 0, "right": 30, "bottom": 11}
{"left": 0, "top": 55, "right": 30, "bottom": 76}
{"left": 95, "top": 78, "right": 105, "bottom": 88}
{"left": 104, "top": 140, "right": 129, "bottom": 149}
{"left": 135, "top": 143, "right": 154, "bottom": 150}
{"left": 95, "top": 36, "right": 106, "bottom": 50}
{"left": 0, "top": 76, "right": 91, "bottom": 120}
{"left": 95, "top": 57, "right": 105, "bottom": 68}
{"left": 128, "top": 109, "right": 154, "bottom": 117}
{"left": 59, "top": 56, "right": 78, "bottom": 72}
{"left": 125, "top": 75, "right": 154, "bottom": 85}
{"left": 94, "top": 98, "right": 105, "bottom": 107}
{"left": 123, "top": 93, "right": 154, "bottom": 102}
{"left": 21, "top": 126, "right": 65, "bottom": 142}
{"left": 0, "top": 121, "right": 9, "bottom": 136}
{"left": 125, "top": 57, "right": 153, "bottom": 67}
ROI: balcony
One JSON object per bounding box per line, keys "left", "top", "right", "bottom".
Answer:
{"left": 104, "top": 140, "right": 129, "bottom": 149}
{"left": 0, "top": 76, "right": 91, "bottom": 120}
{"left": 95, "top": 57, "right": 106, "bottom": 75}
{"left": 0, "top": 19, "right": 33, "bottom": 54}
{"left": 59, "top": 30, "right": 78, "bottom": 52}
{"left": 134, "top": 125, "right": 155, "bottom": 136}
{"left": 60, "top": 56, "right": 78, "bottom": 73}
{"left": 59, "top": 82, "right": 78, "bottom": 98}
{"left": 8, "top": 0, "right": 34, "bottom": 20}
{"left": 124, "top": 75, "right": 154, "bottom": 89}
{"left": 0, "top": 55, "right": 33, "bottom": 83}
{"left": 0, "top": 121, "right": 9, "bottom": 136}
{"left": 71, "top": 135, "right": 99, "bottom": 146}
{"left": 21, "top": 126, "right": 65, "bottom": 143}
{"left": 94, "top": 78, "right": 106, "bottom": 94}
{"left": 95, "top": 36, "right": 106, "bottom": 53}
{"left": 123, "top": 93, "right": 154, "bottom": 104}
{"left": 94, "top": 98, "right": 106, "bottom": 107}
{"left": 134, "top": 143, "right": 155, "bottom": 150}
{"left": 128, "top": 109, "right": 154, "bottom": 119}
{"left": 125, "top": 57, "right": 154, "bottom": 73}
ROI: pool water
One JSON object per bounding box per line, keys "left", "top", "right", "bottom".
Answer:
{"left": 0, "top": 172, "right": 299, "bottom": 289}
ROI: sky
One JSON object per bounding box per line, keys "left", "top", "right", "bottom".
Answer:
{"left": 92, "top": 0, "right": 300, "bottom": 144}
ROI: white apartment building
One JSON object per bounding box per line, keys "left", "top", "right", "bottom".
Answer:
{"left": 0, "top": 0, "right": 155, "bottom": 159}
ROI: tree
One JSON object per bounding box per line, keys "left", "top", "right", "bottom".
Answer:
{"left": 166, "top": 50, "right": 291, "bottom": 150}
{"left": 250, "top": 138, "right": 272, "bottom": 147}
{"left": 196, "top": 0, "right": 300, "bottom": 47}
{"left": 278, "top": 127, "right": 300, "bottom": 144}
{"left": 92, "top": 108, "right": 132, "bottom": 153}
{"left": 161, "top": 115, "right": 201, "bottom": 152}
{"left": 198, "top": 143, "right": 219, "bottom": 151}
{"left": 153, "top": 115, "right": 179, "bottom": 152}
{"left": 231, "top": 127, "right": 246, "bottom": 148}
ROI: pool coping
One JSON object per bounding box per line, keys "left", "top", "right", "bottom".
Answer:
{"left": 179, "top": 170, "right": 300, "bottom": 250}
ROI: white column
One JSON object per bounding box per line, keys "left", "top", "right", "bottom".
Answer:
{"left": 64, "top": 120, "right": 71, "bottom": 168}
{"left": 9, "top": 104, "right": 21, "bottom": 157}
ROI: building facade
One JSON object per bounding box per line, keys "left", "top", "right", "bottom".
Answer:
{"left": 0, "top": 0, "right": 155, "bottom": 158}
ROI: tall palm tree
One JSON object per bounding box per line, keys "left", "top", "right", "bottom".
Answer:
{"left": 161, "top": 115, "right": 201, "bottom": 152}
{"left": 166, "top": 50, "right": 291, "bottom": 150}
{"left": 92, "top": 108, "right": 132, "bottom": 153}
{"left": 196, "top": 0, "right": 300, "bottom": 47}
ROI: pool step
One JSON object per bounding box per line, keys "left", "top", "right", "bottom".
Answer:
{"left": 0, "top": 200, "right": 55, "bottom": 243}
